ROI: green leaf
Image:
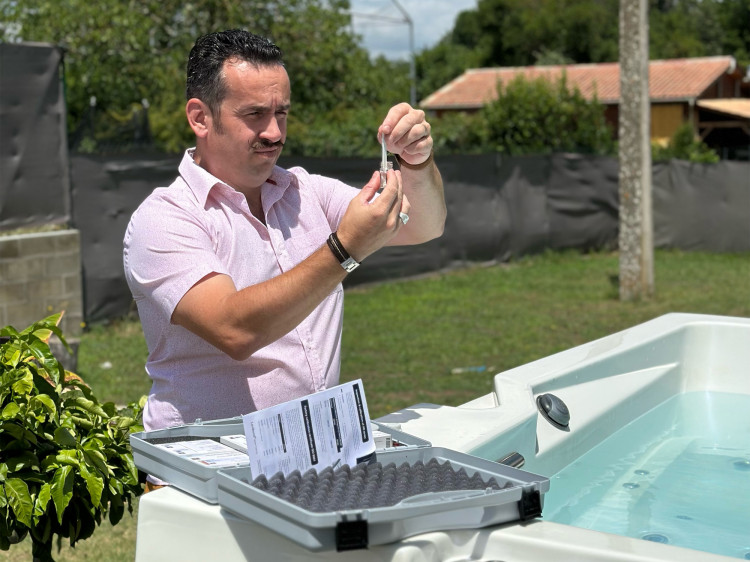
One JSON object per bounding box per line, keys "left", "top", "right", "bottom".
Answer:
{"left": 1, "top": 402, "right": 21, "bottom": 419}
{"left": 11, "top": 371, "right": 33, "bottom": 395}
{"left": 30, "top": 395, "right": 57, "bottom": 415}
{"left": 34, "top": 482, "right": 52, "bottom": 518}
{"left": 69, "top": 415, "right": 94, "bottom": 430}
{"left": 26, "top": 340, "right": 51, "bottom": 363}
{"left": 8, "top": 347, "right": 21, "bottom": 368}
{"left": 108, "top": 416, "right": 135, "bottom": 430}
{"left": 67, "top": 395, "right": 108, "bottom": 418}
{"left": 50, "top": 465, "right": 74, "bottom": 525}
{"left": 27, "top": 313, "right": 64, "bottom": 343}
{"left": 54, "top": 449, "right": 80, "bottom": 468}
{"left": 79, "top": 463, "right": 104, "bottom": 508}
{"left": 119, "top": 452, "right": 139, "bottom": 483}
{"left": 54, "top": 426, "right": 78, "bottom": 447}
{"left": 82, "top": 448, "right": 110, "bottom": 476}
{"left": 108, "top": 477, "right": 123, "bottom": 496}
{"left": 4, "top": 478, "right": 33, "bottom": 527}
{"left": 101, "top": 402, "right": 117, "bottom": 417}
{"left": 30, "top": 370, "right": 57, "bottom": 400}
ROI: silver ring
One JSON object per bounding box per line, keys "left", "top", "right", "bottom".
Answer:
{"left": 399, "top": 212, "right": 409, "bottom": 225}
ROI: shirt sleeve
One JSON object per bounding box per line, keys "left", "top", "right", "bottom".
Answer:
{"left": 123, "top": 189, "right": 228, "bottom": 319}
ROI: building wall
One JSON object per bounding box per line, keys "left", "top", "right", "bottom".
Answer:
{"left": 651, "top": 103, "right": 686, "bottom": 143}
{"left": 0, "top": 229, "right": 83, "bottom": 339}
{"left": 434, "top": 103, "right": 693, "bottom": 144}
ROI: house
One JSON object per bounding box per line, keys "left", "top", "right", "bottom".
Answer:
{"left": 420, "top": 56, "right": 750, "bottom": 159}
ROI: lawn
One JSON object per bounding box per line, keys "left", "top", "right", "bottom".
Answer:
{"left": 2, "top": 249, "right": 748, "bottom": 561}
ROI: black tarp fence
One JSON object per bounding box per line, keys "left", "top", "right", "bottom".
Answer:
{"left": 0, "top": 42, "right": 70, "bottom": 229}
{"left": 69, "top": 152, "right": 749, "bottom": 323}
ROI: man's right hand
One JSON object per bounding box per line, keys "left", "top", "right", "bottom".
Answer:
{"left": 336, "top": 168, "right": 411, "bottom": 262}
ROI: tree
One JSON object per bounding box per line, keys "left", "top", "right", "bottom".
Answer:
{"left": 715, "top": 0, "right": 750, "bottom": 65}
{"left": 416, "top": 0, "right": 748, "bottom": 109}
{"left": 0, "top": 314, "right": 144, "bottom": 561}
{"left": 415, "top": 40, "right": 484, "bottom": 104}
{"left": 0, "top": 0, "right": 408, "bottom": 155}
{"left": 417, "top": 0, "right": 620, "bottom": 108}
{"left": 446, "top": 0, "right": 620, "bottom": 67}
{"left": 649, "top": 0, "right": 724, "bottom": 59}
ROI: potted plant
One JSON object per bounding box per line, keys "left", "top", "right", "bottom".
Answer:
{"left": 0, "top": 314, "right": 144, "bottom": 561}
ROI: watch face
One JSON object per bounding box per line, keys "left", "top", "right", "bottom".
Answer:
{"left": 342, "top": 257, "right": 360, "bottom": 272}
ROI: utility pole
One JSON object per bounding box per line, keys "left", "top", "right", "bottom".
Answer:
{"left": 390, "top": 0, "right": 416, "bottom": 107}
{"left": 618, "top": 0, "right": 654, "bottom": 300}
{"left": 350, "top": 1, "right": 417, "bottom": 107}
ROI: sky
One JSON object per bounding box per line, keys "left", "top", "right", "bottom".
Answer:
{"left": 348, "top": 0, "right": 479, "bottom": 60}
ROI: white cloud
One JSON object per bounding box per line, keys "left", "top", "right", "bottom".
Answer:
{"left": 349, "top": 0, "right": 478, "bottom": 60}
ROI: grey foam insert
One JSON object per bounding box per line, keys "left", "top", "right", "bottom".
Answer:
{"left": 249, "top": 458, "right": 513, "bottom": 513}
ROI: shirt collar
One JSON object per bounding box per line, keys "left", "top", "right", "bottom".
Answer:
{"left": 178, "top": 148, "right": 294, "bottom": 207}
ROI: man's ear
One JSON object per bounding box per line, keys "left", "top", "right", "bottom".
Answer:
{"left": 186, "top": 98, "right": 211, "bottom": 138}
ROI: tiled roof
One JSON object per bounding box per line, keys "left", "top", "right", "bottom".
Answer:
{"left": 421, "top": 56, "right": 742, "bottom": 109}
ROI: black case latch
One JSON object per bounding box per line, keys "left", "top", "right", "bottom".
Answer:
{"left": 335, "top": 516, "right": 368, "bottom": 551}
{"left": 519, "top": 489, "right": 543, "bottom": 521}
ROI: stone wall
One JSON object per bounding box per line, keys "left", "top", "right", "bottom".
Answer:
{"left": 0, "top": 229, "right": 83, "bottom": 368}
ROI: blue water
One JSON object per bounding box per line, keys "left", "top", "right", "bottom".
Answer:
{"left": 542, "top": 392, "right": 750, "bottom": 559}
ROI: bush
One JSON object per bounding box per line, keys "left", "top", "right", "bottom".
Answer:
{"left": 652, "top": 123, "right": 720, "bottom": 163}
{"left": 433, "top": 74, "right": 615, "bottom": 156}
{"left": 0, "top": 314, "right": 145, "bottom": 561}
{"left": 431, "top": 111, "right": 487, "bottom": 154}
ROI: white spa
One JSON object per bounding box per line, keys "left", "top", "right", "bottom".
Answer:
{"left": 136, "top": 313, "right": 750, "bottom": 561}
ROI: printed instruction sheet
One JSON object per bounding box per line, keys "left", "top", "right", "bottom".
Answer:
{"left": 242, "top": 380, "right": 375, "bottom": 478}
{"left": 152, "top": 439, "right": 249, "bottom": 468}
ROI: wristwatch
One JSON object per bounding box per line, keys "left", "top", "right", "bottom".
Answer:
{"left": 327, "top": 232, "right": 360, "bottom": 272}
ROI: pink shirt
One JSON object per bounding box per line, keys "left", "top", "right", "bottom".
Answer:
{"left": 123, "top": 150, "right": 359, "bottom": 432}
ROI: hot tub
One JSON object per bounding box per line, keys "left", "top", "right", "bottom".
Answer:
{"left": 136, "top": 313, "right": 748, "bottom": 561}
{"left": 378, "top": 312, "right": 750, "bottom": 561}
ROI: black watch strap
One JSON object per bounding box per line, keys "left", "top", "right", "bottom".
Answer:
{"left": 327, "top": 232, "right": 360, "bottom": 273}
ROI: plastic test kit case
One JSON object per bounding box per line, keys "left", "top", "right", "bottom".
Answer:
{"left": 130, "top": 417, "right": 549, "bottom": 552}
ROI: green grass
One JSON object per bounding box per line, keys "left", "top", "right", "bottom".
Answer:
{"left": 76, "top": 319, "right": 151, "bottom": 407}
{"left": 0, "top": 504, "right": 139, "bottom": 562}
{"left": 3, "top": 249, "right": 748, "bottom": 561}
{"left": 341, "top": 249, "right": 750, "bottom": 416}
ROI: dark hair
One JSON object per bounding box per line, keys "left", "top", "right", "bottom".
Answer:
{"left": 186, "top": 29, "right": 284, "bottom": 117}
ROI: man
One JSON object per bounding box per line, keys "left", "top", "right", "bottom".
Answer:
{"left": 123, "top": 30, "right": 445, "bottom": 442}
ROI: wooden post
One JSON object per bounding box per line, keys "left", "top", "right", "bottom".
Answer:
{"left": 618, "top": 0, "right": 654, "bottom": 300}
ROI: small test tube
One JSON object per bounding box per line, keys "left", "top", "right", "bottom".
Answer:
{"left": 380, "top": 135, "right": 393, "bottom": 190}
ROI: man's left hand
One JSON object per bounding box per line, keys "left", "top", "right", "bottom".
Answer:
{"left": 378, "top": 103, "right": 433, "bottom": 167}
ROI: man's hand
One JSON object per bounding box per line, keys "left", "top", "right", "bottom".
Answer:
{"left": 378, "top": 102, "right": 433, "bottom": 166}
{"left": 336, "top": 168, "right": 411, "bottom": 262}
{"left": 374, "top": 103, "right": 444, "bottom": 246}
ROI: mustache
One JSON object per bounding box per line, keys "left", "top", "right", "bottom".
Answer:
{"left": 251, "top": 140, "right": 285, "bottom": 150}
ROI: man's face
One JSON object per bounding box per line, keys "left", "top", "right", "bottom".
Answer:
{"left": 201, "top": 60, "right": 291, "bottom": 193}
